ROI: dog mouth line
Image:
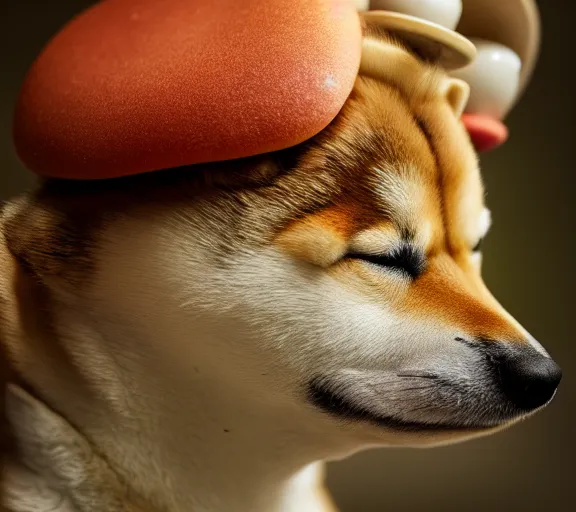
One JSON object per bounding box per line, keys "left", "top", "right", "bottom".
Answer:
{"left": 308, "top": 380, "right": 499, "bottom": 433}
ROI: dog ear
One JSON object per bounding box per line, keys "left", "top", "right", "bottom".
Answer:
{"left": 440, "top": 77, "right": 470, "bottom": 118}
{"left": 1, "top": 192, "right": 102, "bottom": 290}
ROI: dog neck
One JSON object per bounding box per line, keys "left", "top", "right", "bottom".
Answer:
{"left": 95, "top": 380, "right": 337, "bottom": 512}
{"left": 85, "top": 351, "right": 342, "bottom": 512}
{"left": 4, "top": 280, "right": 349, "bottom": 512}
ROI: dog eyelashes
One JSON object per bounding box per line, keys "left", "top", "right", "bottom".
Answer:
{"left": 346, "top": 244, "right": 426, "bottom": 279}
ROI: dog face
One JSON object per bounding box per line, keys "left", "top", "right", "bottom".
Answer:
{"left": 3, "top": 51, "right": 560, "bottom": 451}
{"left": 272, "top": 77, "right": 562, "bottom": 443}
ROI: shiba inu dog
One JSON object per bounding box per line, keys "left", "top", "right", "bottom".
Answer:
{"left": 0, "top": 33, "right": 561, "bottom": 512}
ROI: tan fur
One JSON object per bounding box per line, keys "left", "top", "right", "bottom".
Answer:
{"left": 274, "top": 75, "right": 524, "bottom": 344}
{"left": 0, "top": 34, "right": 556, "bottom": 512}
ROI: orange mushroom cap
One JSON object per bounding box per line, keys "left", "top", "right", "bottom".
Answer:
{"left": 13, "top": 0, "right": 362, "bottom": 179}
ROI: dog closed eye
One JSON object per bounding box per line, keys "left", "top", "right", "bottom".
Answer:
{"left": 345, "top": 244, "right": 426, "bottom": 279}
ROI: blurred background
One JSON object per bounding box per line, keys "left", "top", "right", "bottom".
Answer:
{"left": 2, "top": 1, "right": 574, "bottom": 511}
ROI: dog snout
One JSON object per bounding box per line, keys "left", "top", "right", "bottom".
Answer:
{"left": 495, "top": 349, "right": 562, "bottom": 411}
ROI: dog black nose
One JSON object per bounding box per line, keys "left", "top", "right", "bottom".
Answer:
{"left": 498, "top": 351, "right": 562, "bottom": 410}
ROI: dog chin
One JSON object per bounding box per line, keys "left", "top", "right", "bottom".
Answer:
{"left": 307, "top": 375, "right": 528, "bottom": 442}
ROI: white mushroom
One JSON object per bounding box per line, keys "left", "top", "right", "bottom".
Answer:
{"left": 451, "top": 38, "right": 522, "bottom": 119}
{"left": 370, "top": 0, "right": 463, "bottom": 30}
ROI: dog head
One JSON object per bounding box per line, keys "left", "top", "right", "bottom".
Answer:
{"left": 3, "top": 39, "right": 560, "bottom": 451}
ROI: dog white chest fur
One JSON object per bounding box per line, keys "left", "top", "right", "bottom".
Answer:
{"left": 1, "top": 37, "right": 560, "bottom": 512}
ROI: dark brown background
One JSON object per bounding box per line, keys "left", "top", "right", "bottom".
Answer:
{"left": 2, "top": 2, "right": 574, "bottom": 511}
